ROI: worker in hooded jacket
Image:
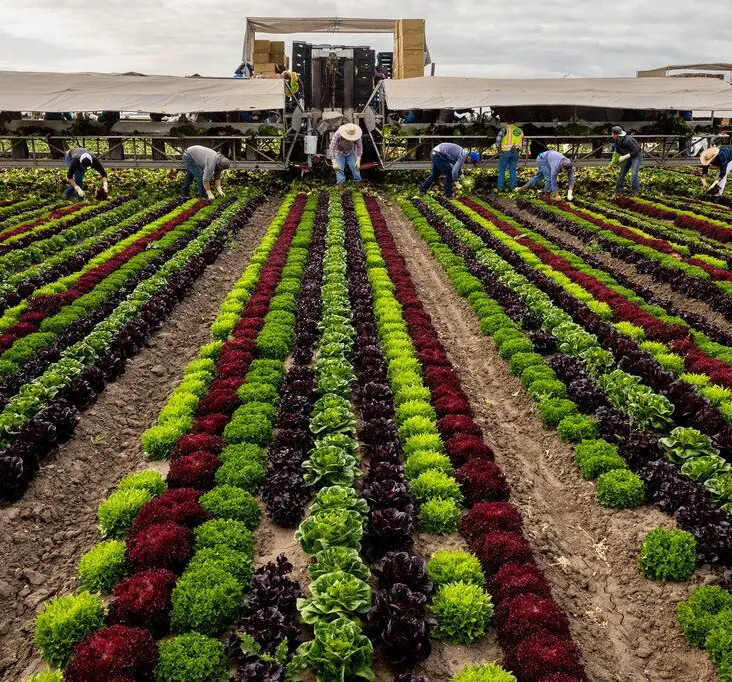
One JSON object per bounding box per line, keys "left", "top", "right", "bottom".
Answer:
{"left": 63, "top": 147, "right": 108, "bottom": 200}
{"left": 700, "top": 146, "right": 732, "bottom": 196}
{"left": 180, "top": 145, "right": 230, "bottom": 200}
{"left": 611, "top": 125, "right": 643, "bottom": 195}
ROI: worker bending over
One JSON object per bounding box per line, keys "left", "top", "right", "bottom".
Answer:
{"left": 328, "top": 123, "right": 363, "bottom": 188}
{"left": 519, "top": 150, "right": 576, "bottom": 200}
{"left": 64, "top": 147, "right": 108, "bottom": 200}
{"left": 611, "top": 125, "right": 643, "bottom": 196}
{"left": 700, "top": 146, "right": 732, "bottom": 196}
{"left": 496, "top": 121, "right": 524, "bottom": 191}
{"left": 180, "top": 145, "right": 230, "bottom": 200}
{"left": 419, "top": 143, "right": 480, "bottom": 200}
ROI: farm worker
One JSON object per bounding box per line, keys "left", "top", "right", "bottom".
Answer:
{"left": 180, "top": 145, "right": 231, "bottom": 200}
{"left": 328, "top": 123, "right": 363, "bottom": 188}
{"left": 496, "top": 121, "right": 524, "bottom": 191}
{"left": 611, "top": 125, "right": 643, "bottom": 195}
{"left": 281, "top": 71, "right": 302, "bottom": 106}
{"left": 234, "top": 60, "right": 254, "bottom": 78}
{"left": 518, "top": 150, "right": 576, "bottom": 201}
{"left": 700, "top": 146, "right": 732, "bottom": 196}
{"left": 419, "top": 143, "right": 480, "bottom": 200}
{"left": 63, "top": 147, "right": 108, "bottom": 200}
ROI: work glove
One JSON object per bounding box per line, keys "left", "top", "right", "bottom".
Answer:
{"left": 618, "top": 154, "right": 631, "bottom": 162}
{"left": 206, "top": 190, "right": 215, "bottom": 201}
{"left": 74, "top": 186, "right": 85, "bottom": 198}
{"left": 454, "top": 181, "right": 462, "bottom": 191}
{"left": 216, "top": 186, "right": 225, "bottom": 197}
{"left": 102, "top": 178, "right": 109, "bottom": 191}
{"left": 356, "top": 157, "right": 361, "bottom": 169}
{"left": 332, "top": 159, "right": 339, "bottom": 170}
{"left": 707, "top": 180, "right": 720, "bottom": 194}
{"left": 567, "top": 189, "right": 574, "bottom": 201}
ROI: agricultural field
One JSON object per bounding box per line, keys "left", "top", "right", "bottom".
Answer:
{"left": 1, "top": 169, "right": 731, "bottom": 682}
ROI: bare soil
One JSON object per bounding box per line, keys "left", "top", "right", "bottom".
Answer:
{"left": 495, "top": 196, "right": 732, "bottom": 340}
{"left": 0, "top": 199, "right": 279, "bottom": 681}
{"left": 381, "top": 196, "right": 718, "bottom": 682}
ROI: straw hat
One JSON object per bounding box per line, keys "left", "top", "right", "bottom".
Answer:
{"left": 338, "top": 123, "right": 363, "bottom": 141}
{"left": 700, "top": 147, "right": 720, "bottom": 166}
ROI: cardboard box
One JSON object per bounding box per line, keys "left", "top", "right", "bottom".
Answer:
{"left": 269, "top": 51, "right": 286, "bottom": 65}
{"left": 254, "top": 39, "right": 270, "bottom": 51}
{"left": 255, "top": 63, "right": 279, "bottom": 73}
{"left": 254, "top": 51, "right": 270, "bottom": 64}
{"left": 397, "top": 19, "right": 425, "bottom": 35}
{"left": 270, "top": 40, "right": 285, "bottom": 52}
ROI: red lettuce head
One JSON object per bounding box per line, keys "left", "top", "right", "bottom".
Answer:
{"left": 195, "top": 389, "right": 240, "bottom": 416}
{"left": 510, "top": 632, "right": 585, "bottom": 681}
{"left": 445, "top": 433, "right": 493, "bottom": 465}
{"left": 129, "top": 488, "right": 207, "bottom": 540}
{"left": 171, "top": 433, "right": 224, "bottom": 458}
{"left": 487, "top": 561, "right": 551, "bottom": 604}
{"left": 108, "top": 569, "right": 177, "bottom": 634}
{"left": 63, "top": 625, "right": 157, "bottom": 681}
{"left": 434, "top": 395, "right": 473, "bottom": 418}
{"left": 437, "top": 414, "right": 482, "bottom": 438}
{"left": 460, "top": 501, "right": 522, "bottom": 542}
{"left": 495, "top": 594, "right": 570, "bottom": 647}
{"left": 167, "top": 451, "right": 221, "bottom": 489}
{"left": 455, "top": 459, "right": 510, "bottom": 505}
{"left": 473, "top": 531, "right": 533, "bottom": 575}
{"left": 193, "top": 413, "right": 230, "bottom": 435}
{"left": 127, "top": 521, "right": 192, "bottom": 572}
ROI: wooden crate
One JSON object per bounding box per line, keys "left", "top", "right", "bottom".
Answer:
{"left": 254, "top": 51, "right": 270, "bottom": 64}
{"left": 254, "top": 39, "right": 270, "bottom": 51}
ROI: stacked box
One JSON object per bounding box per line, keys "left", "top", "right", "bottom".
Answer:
{"left": 393, "top": 18, "right": 425, "bottom": 79}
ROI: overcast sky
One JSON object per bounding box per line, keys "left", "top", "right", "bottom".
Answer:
{"left": 0, "top": 0, "right": 728, "bottom": 79}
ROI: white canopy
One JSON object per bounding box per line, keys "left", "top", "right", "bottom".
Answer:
{"left": 0, "top": 71, "right": 284, "bottom": 113}
{"left": 384, "top": 76, "right": 732, "bottom": 111}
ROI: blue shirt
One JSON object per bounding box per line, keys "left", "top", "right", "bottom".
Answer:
{"left": 527, "top": 150, "right": 575, "bottom": 192}
{"left": 705, "top": 147, "right": 732, "bottom": 179}
{"left": 433, "top": 143, "right": 469, "bottom": 180}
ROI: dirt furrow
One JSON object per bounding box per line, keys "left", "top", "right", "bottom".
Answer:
{"left": 0, "top": 198, "right": 280, "bottom": 681}
{"left": 493, "top": 196, "right": 732, "bottom": 340}
{"left": 381, "top": 196, "right": 716, "bottom": 682}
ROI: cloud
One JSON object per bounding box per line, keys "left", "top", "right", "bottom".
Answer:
{"left": 0, "top": 0, "right": 727, "bottom": 80}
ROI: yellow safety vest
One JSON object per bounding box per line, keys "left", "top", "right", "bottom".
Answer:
{"left": 287, "top": 73, "right": 300, "bottom": 95}
{"left": 501, "top": 124, "right": 524, "bottom": 152}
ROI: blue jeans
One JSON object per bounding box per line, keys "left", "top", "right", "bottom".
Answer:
{"left": 181, "top": 152, "right": 206, "bottom": 197}
{"left": 420, "top": 152, "right": 454, "bottom": 198}
{"left": 497, "top": 149, "right": 518, "bottom": 190}
{"left": 616, "top": 153, "right": 642, "bottom": 194}
{"left": 335, "top": 152, "right": 362, "bottom": 185}
{"left": 63, "top": 156, "right": 86, "bottom": 199}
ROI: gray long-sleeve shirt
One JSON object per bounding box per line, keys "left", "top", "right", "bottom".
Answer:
{"left": 432, "top": 143, "right": 469, "bottom": 181}
{"left": 184, "top": 145, "right": 226, "bottom": 183}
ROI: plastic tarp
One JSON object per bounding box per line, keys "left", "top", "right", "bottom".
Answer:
{"left": 0, "top": 71, "right": 284, "bottom": 113}
{"left": 243, "top": 16, "right": 431, "bottom": 65}
{"left": 383, "top": 76, "right": 732, "bottom": 111}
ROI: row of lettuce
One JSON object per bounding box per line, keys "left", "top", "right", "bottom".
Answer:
{"left": 397, "top": 191, "right": 732, "bottom": 678}
{"left": 27, "top": 190, "right": 587, "bottom": 682}
{"left": 0, "top": 192, "right": 264, "bottom": 502}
